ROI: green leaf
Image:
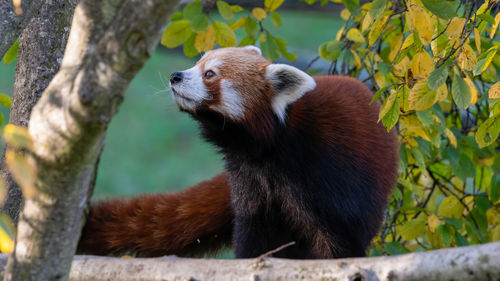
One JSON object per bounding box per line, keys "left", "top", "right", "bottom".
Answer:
{"left": 230, "top": 5, "right": 244, "bottom": 13}
{"left": 0, "top": 112, "right": 4, "bottom": 126}
{"left": 370, "top": 86, "right": 388, "bottom": 104}
{"left": 183, "top": 33, "right": 199, "bottom": 58}
{"left": 213, "top": 21, "right": 237, "bottom": 47}
{"left": 384, "top": 241, "right": 410, "bottom": 255}
{"left": 183, "top": 0, "right": 203, "bottom": 20}
{"left": 274, "top": 37, "right": 296, "bottom": 61}
{"left": 260, "top": 32, "right": 280, "bottom": 61}
{"left": 451, "top": 73, "right": 471, "bottom": 110}
{"left": 190, "top": 15, "right": 209, "bottom": 32}
{"left": 243, "top": 17, "right": 258, "bottom": 37}
{"left": 438, "top": 196, "right": 464, "bottom": 218}
{"left": 343, "top": 0, "right": 360, "bottom": 16}
{"left": 377, "top": 62, "right": 392, "bottom": 75}
{"left": 400, "top": 218, "right": 426, "bottom": 240}
{"left": 452, "top": 153, "right": 475, "bottom": 181}
{"left": 161, "top": 20, "right": 192, "bottom": 48}
{"left": 170, "top": 12, "right": 184, "bottom": 21}
{"left": 476, "top": 115, "right": 500, "bottom": 148}
{"left": 379, "top": 92, "right": 400, "bottom": 132}
{"left": 0, "top": 94, "right": 12, "bottom": 108}
{"left": 238, "top": 36, "right": 256, "bottom": 46}
{"left": 3, "top": 41, "right": 18, "bottom": 65}
{"left": 473, "top": 47, "right": 497, "bottom": 76}
{"left": 265, "top": 0, "right": 285, "bottom": 12}
{"left": 455, "top": 232, "right": 469, "bottom": 246}
{"left": 318, "top": 40, "right": 342, "bottom": 61}
{"left": 270, "top": 12, "right": 282, "bottom": 27}
{"left": 437, "top": 224, "right": 453, "bottom": 246}
{"left": 216, "top": 1, "right": 234, "bottom": 20}
{"left": 368, "top": 0, "right": 387, "bottom": 19}
{"left": 477, "top": 13, "right": 495, "bottom": 24}
{"left": 416, "top": 110, "right": 433, "bottom": 126}
{"left": 427, "top": 66, "right": 448, "bottom": 90}
{"left": 421, "top": 0, "right": 457, "bottom": 20}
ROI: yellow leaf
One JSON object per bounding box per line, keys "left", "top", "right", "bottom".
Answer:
{"left": 5, "top": 150, "right": 37, "bottom": 198}
{"left": 393, "top": 56, "right": 410, "bottom": 77}
{"left": 399, "top": 217, "right": 426, "bottom": 240}
{"left": 487, "top": 207, "right": 500, "bottom": 226}
{"left": 252, "top": 7, "right": 267, "bottom": 21}
{"left": 194, "top": 26, "right": 216, "bottom": 52}
{"left": 400, "top": 115, "right": 431, "bottom": 141}
{"left": 409, "top": 4, "right": 433, "bottom": 45}
{"left": 409, "top": 80, "right": 437, "bottom": 110}
{"left": 438, "top": 196, "right": 464, "bottom": 218}
{"left": 389, "top": 33, "right": 403, "bottom": 62}
{"left": 489, "top": 82, "right": 500, "bottom": 99}
{"left": 457, "top": 44, "right": 477, "bottom": 71}
{"left": 491, "top": 225, "right": 500, "bottom": 241}
{"left": 230, "top": 17, "right": 246, "bottom": 30}
{"left": 0, "top": 227, "right": 13, "bottom": 253}
{"left": 401, "top": 34, "right": 414, "bottom": 50}
{"left": 446, "top": 17, "right": 466, "bottom": 40}
{"left": 474, "top": 28, "right": 481, "bottom": 54}
{"left": 3, "top": 124, "right": 33, "bottom": 150}
{"left": 351, "top": 50, "right": 361, "bottom": 69}
{"left": 465, "top": 76, "right": 478, "bottom": 105}
{"left": 427, "top": 214, "right": 441, "bottom": 233}
{"left": 445, "top": 128, "right": 457, "bottom": 148}
{"left": 361, "top": 13, "right": 374, "bottom": 32}
{"left": 436, "top": 83, "right": 448, "bottom": 102}
{"left": 378, "top": 93, "right": 397, "bottom": 122}
{"left": 340, "top": 8, "right": 351, "bottom": 20}
{"left": 336, "top": 26, "right": 345, "bottom": 41}
{"left": 491, "top": 11, "right": 500, "bottom": 39}
{"left": 368, "top": 16, "right": 389, "bottom": 46}
{"left": 347, "top": 28, "right": 365, "bottom": 43}
{"left": 411, "top": 50, "right": 434, "bottom": 79}
{"left": 264, "top": 0, "right": 285, "bottom": 12}
{"left": 374, "top": 72, "right": 386, "bottom": 88}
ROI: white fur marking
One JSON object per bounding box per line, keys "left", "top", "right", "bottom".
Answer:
{"left": 204, "top": 58, "right": 222, "bottom": 70}
{"left": 169, "top": 65, "right": 209, "bottom": 111}
{"left": 266, "top": 64, "right": 316, "bottom": 123}
{"left": 212, "top": 79, "right": 244, "bottom": 120}
{"left": 241, "top": 45, "right": 262, "bottom": 56}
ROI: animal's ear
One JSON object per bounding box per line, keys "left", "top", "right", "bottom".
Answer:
{"left": 265, "top": 64, "right": 316, "bottom": 122}
{"left": 241, "top": 45, "right": 262, "bottom": 56}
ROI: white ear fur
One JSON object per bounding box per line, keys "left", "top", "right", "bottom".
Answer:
{"left": 265, "top": 64, "right": 316, "bottom": 123}
{"left": 241, "top": 45, "right": 262, "bottom": 56}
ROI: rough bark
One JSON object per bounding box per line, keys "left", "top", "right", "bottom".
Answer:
{"left": 2, "top": 0, "right": 180, "bottom": 280}
{"left": 0, "top": 0, "right": 45, "bottom": 58}
{"left": 0, "top": 242, "right": 499, "bottom": 281}
{"left": 1, "top": 0, "right": 75, "bottom": 224}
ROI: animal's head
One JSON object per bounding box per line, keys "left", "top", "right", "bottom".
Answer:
{"left": 169, "top": 46, "right": 316, "bottom": 123}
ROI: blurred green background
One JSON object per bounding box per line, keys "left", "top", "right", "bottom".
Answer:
{"left": 0, "top": 10, "right": 342, "bottom": 200}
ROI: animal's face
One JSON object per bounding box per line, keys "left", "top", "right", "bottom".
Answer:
{"left": 169, "top": 46, "right": 316, "bottom": 123}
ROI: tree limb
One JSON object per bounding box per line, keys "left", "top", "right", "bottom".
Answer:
{"left": 2, "top": 0, "right": 180, "bottom": 280}
{"left": 1, "top": 242, "right": 499, "bottom": 281}
{"left": 1, "top": 0, "right": 76, "bottom": 224}
{"left": 0, "top": 0, "right": 45, "bottom": 58}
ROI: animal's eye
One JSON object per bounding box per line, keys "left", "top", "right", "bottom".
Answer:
{"left": 204, "top": 70, "right": 216, "bottom": 79}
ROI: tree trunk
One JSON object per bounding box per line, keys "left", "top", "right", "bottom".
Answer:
{"left": 2, "top": 0, "right": 180, "bottom": 280}
{"left": 1, "top": 241, "right": 500, "bottom": 281}
{"left": 1, "top": 0, "right": 75, "bottom": 224}
{"left": 0, "top": 0, "right": 45, "bottom": 58}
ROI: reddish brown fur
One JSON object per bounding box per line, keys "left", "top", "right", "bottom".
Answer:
{"left": 78, "top": 174, "right": 233, "bottom": 257}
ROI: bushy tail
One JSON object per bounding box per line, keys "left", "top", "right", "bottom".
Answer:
{"left": 77, "top": 173, "right": 233, "bottom": 257}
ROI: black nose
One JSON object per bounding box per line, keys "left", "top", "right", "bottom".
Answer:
{"left": 170, "top": 72, "right": 183, "bottom": 84}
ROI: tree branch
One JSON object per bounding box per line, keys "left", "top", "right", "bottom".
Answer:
{"left": 0, "top": 0, "right": 45, "bottom": 58}
{"left": 1, "top": 0, "right": 76, "bottom": 224}
{"left": 1, "top": 242, "right": 499, "bottom": 281}
{"left": 3, "top": 0, "right": 180, "bottom": 280}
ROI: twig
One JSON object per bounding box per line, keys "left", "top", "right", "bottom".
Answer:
{"left": 255, "top": 241, "right": 296, "bottom": 262}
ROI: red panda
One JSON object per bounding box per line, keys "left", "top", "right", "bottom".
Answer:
{"left": 78, "top": 46, "right": 398, "bottom": 259}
